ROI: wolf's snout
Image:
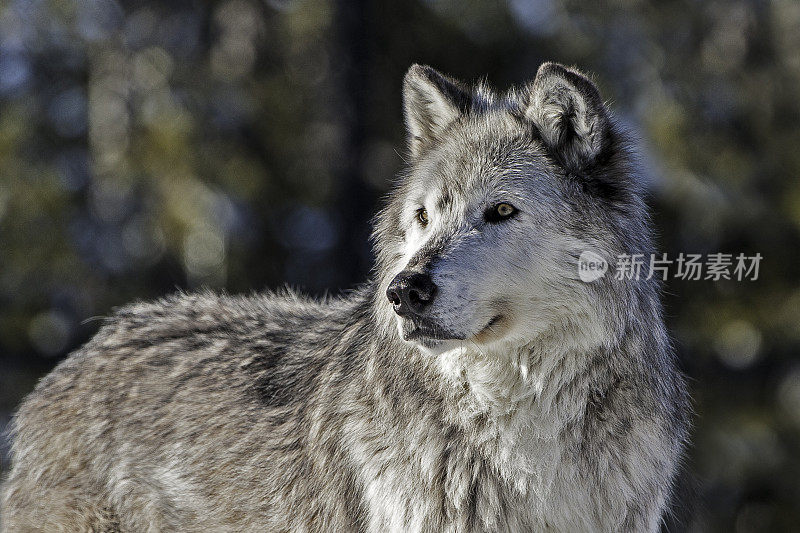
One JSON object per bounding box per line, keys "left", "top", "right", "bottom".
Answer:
{"left": 386, "top": 271, "right": 437, "bottom": 316}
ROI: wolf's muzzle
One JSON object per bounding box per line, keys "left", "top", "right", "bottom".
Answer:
{"left": 386, "top": 270, "right": 437, "bottom": 317}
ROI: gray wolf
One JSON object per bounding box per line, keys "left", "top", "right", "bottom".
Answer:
{"left": 1, "top": 62, "right": 690, "bottom": 532}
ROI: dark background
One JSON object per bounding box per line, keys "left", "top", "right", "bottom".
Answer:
{"left": 1, "top": 0, "right": 799, "bottom": 530}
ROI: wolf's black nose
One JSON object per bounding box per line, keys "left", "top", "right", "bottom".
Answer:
{"left": 386, "top": 271, "right": 437, "bottom": 316}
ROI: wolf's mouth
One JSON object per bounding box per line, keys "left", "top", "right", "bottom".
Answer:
{"left": 400, "top": 313, "right": 507, "bottom": 346}
{"left": 484, "top": 315, "right": 502, "bottom": 330}
{"left": 470, "top": 314, "right": 506, "bottom": 344}
{"left": 401, "top": 318, "right": 463, "bottom": 344}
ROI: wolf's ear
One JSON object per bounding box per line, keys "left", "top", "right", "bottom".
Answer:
{"left": 525, "top": 63, "right": 612, "bottom": 171}
{"left": 403, "top": 64, "right": 472, "bottom": 159}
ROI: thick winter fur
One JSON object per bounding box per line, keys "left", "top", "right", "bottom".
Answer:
{"left": 1, "top": 63, "right": 690, "bottom": 532}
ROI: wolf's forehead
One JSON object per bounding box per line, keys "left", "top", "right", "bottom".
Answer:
{"left": 411, "top": 132, "right": 550, "bottom": 204}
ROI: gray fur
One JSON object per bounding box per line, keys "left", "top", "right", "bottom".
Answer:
{"left": 1, "top": 63, "right": 690, "bottom": 532}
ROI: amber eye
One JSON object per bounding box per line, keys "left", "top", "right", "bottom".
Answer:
{"left": 416, "top": 208, "right": 429, "bottom": 226}
{"left": 496, "top": 203, "right": 515, "bottom": 217}
{"left": 485, "top": 202, "right": 517, "bottom": 223}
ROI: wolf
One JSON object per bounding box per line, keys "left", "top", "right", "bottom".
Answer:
{"left": 1, "top": 62, "right": 690, "bottom": 532}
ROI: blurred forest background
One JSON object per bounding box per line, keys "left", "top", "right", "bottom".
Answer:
{"left": 1, "top": 0, "right": 799, "bottom": 530}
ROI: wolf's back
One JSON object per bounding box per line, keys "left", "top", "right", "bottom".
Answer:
{"left": 1, "top": 290, "right": 368, "bottom": 532}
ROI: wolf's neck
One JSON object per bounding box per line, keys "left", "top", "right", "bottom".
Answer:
{"left": 436, "top": 327, "right": 614, "bottom": 438}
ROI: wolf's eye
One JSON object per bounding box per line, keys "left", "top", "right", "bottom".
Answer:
{"left": 485, "top": 202, "right": 517, "bottom": 223}
{"left": 416, "top": 208, "right": 429, "bottom": 227}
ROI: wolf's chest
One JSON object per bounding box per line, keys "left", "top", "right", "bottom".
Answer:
{"left": 349, "top": 416, "right": 601, "bottom": 533}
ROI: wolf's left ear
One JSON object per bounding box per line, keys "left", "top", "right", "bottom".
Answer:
{"left": 403, "top": 64, "right": 472, "bottom": 159}
{"left": 525, "top": 63, "right": 612, "bottom": 172}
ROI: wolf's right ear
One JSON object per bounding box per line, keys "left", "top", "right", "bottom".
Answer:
{"left": 403, "top": 64, "right": 471, "bottom": 159}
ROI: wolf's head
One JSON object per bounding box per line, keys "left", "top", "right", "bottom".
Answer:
{"left": 373, "top": 63, "right": 654, "bottom": 356}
